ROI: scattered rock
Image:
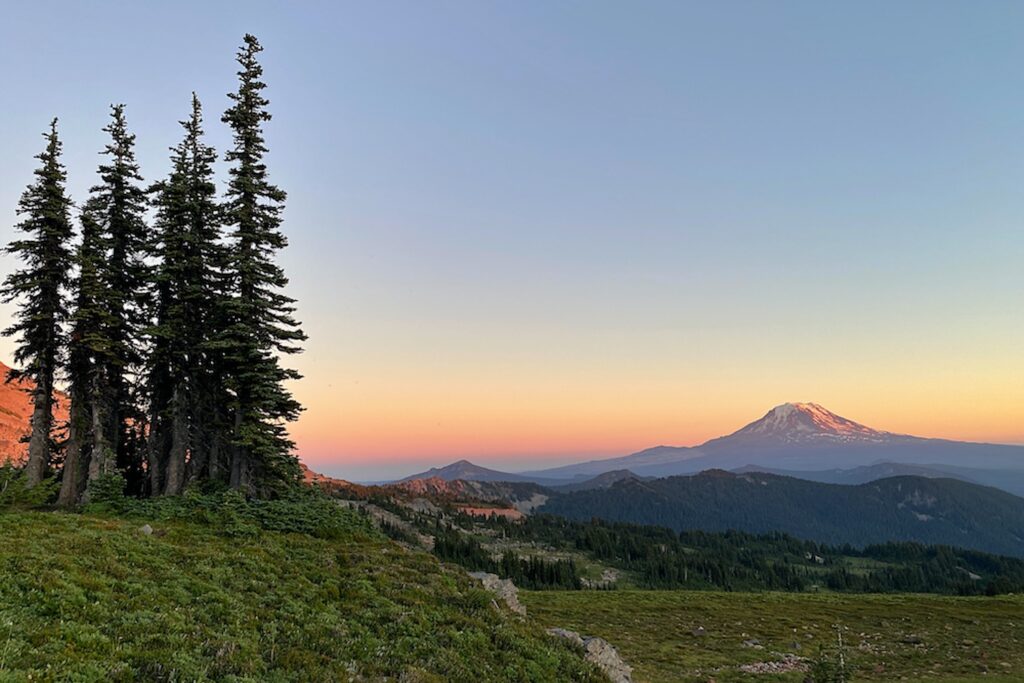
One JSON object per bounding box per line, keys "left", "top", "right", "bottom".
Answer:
{"left": 138, "top": 524, "right": 153, "bottom": 536}
{"left": 548, "top": 628, "right": 632, "bottom": 683}
{"left": 742, "top": 639, "right": 763, "bottom": 649}
{"left": 737, "top": 653, "right": 807, "bottom": 674}
{"left": 468, "top": 572, "right": 525, "bottom": 616}
{"left": 900, "top": 635, "right": 924, "bottom": 645}
{"left": 692, "top": 626, "right": 707, "bottom": 637}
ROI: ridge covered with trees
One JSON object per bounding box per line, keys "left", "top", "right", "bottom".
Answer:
{"left": 539, "top": 469, "right": 1024, "bottom": 557}
{"left": 3, "top": 35, "right": 304, "bottom": 503}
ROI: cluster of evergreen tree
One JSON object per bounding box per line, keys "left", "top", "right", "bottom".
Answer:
{"left": 474, "top": 514, "right": 1024, "bottom": 595}
{"left": 2, "top": 35, "right": 304, "bottom": 503}
{"left": 431, "top": 525, "right": 582, "bottom": 590}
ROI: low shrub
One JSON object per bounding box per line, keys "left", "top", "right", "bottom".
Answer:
{"left": 83, "top": 485, "right": 379, "bottom": 540}
{"left": 0, "top": 464, "right": 59, "bottom": 508}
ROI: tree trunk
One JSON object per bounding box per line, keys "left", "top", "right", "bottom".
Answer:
{"left": 57, "top": 395, "right": 90, "bottom": 506}
{"left": 145, "top": 416, "right": 163, "bottom": 496}
{"left": 86, "top": 373, "right": 113, "bottom": 488}
{"left": 186, "top": 408, "right": 208, "bottom": 487}
{"left": 23, "top": 369, "right": 53, "bottom": 487}
{"left": 229, "top": 406, "right": 249, "bottom": 492}
{"left": 162, "top": 386, "right": 188, "bottom": 496}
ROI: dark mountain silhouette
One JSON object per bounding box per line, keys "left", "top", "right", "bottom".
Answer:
{"left": 735, "top": 462, "right": 1024, "bottom": 498}
{"left": 538, "top": 470, "right": 1024, "bottom": 557}
{"left": 399, "top": 459, "right": 528, "bottom": 482}
{"left": 397, "top": 459, "right": 568, "bottom": 487}
{"left": 552, "top": 469, "right": 650, "bottom": 493}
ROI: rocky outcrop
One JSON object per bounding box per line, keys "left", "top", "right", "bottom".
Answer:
{"left": 300, "top": 463, "right": 358, "bottom": 493}
{"left": 0, "top": 361, "right": 69, "bottom": 466}
{"left": 547, "top": 627, "right": 632, "bottom": 683}
{"left": 468, "top": 571, "right": 526, "bottom": 615}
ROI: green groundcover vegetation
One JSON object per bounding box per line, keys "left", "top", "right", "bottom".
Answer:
{"left": 0, "top": 495, "right": 603, "bottom": 682}
{"left": 523, "top": 589, "right": 1024, "bottom": 683}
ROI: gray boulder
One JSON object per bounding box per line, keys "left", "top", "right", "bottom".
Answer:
{"left": 548, "top": 627, "right": 632, "bottom": 683}
{"left": 468, "top": 572, "right": 526, "bottom": 616}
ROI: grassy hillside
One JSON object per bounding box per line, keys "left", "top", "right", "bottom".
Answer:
{"left": 523, "top": 589, "right": 1024, "bottom": 683}
{"left": 0, "top": 508, "right": 603, "bottom": 682}
{"left": 540, "top": 471, "right": 1024, "bottom": 556}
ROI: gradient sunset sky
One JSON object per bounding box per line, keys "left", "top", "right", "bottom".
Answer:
{"left": 2, "top": 2, "right": 1023, "bottom": 480}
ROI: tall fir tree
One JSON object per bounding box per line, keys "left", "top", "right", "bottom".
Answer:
{"left": 82, "top": 105, "right": 152, "bottom": 497}
{"left": 147, "top": 94, "right": 223, "bottom": 495}
{"left": 220, "top": 34, "right": 306, "bottom": 494}
{"left": 1, "top": 119, "right": 75, "bottom": 487}
{"left": 58, "top": 208, "right": 111, "bottom": 505}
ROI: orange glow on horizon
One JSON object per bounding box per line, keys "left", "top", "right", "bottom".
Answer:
{"left": 290, "top": 381, "right": 1024, "bottom": 474}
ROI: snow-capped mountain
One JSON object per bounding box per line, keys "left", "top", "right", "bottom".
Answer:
{"left": 523, "top": 402, "right": 1024, "bottom": 480}
{"left": 722, "top": 402, "right": 894, "bottom": 444}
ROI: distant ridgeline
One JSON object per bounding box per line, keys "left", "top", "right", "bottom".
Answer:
{"left": 2, "top": 35, "right": 304, "bottom": 504}
{"left": 537, "top": 470, "right": 1024, "bottom": 558}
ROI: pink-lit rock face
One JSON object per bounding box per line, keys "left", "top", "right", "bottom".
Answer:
{"left": 300, "top": 462, "right": 356, "bottom": 491}
{"left": 0, "top": 362, "right": 69, "bottom": 466}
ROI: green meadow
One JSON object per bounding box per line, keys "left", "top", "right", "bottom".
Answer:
{"left": 0, "top": 509, "right": 601, "bottom": 682}
{"left": 523, "top": 589, "right": 1024, "bottom": 683}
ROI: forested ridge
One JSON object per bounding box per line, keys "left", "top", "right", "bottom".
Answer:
{"left": 539, "top": 470, "right": 1024, "bottom": 557}
{"left": 3, "top": 35, "right": 304, "bottom": 503}
{"left": 477, "top": 513, "right": 1024, "bottom": 595}
{"left": 365, "top": 489, "right": 1024, "bottom": 596}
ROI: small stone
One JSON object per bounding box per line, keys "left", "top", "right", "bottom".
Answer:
{"left": 139, "top": 524, "right": 153, "bottom": 536}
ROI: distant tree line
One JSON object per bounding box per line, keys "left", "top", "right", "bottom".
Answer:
{"left": 2, "top": 35, "right": 304, "bottom": 503}
{"left": 430, "top": 524, "right": 582, "bottom": 590}
{"left": 479, "top": 515, "right": 1024, "bottom": 595}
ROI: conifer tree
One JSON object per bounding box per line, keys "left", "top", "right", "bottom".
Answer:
{"left": 147, "top": 94, "right": 223, "bottom": 495}
{"left": 58, "top": 208, "right": 110, "bottom": 505}
{"left": 1, "top": 119, "right": 75, "bottom": 487}
{"left": 82, "top": 105, "right": 151, "bottom": 496}
{"left": 220, "top": 34, "right": 306, "bottom": 494}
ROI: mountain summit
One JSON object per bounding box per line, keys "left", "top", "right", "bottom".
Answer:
{"left": 399, "top": 459, "right": 537, "bottom": 483}
{"left": 523, "top": 401, "right": 1024, "bottom": 481}
{"left": 724, "top": 402, "right": 893, "bottom": 444}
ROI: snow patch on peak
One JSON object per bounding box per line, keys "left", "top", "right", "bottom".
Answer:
{"left": 730, "top": 402, "right": 893, "bottom": 444}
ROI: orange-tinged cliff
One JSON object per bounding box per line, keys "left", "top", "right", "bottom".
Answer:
{"left": 0, "top": 361, "right": 69, "bottom": 466}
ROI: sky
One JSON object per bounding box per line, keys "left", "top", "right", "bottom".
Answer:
{"left": 1, "top": 1, "right": 1023, "bottom": 481}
